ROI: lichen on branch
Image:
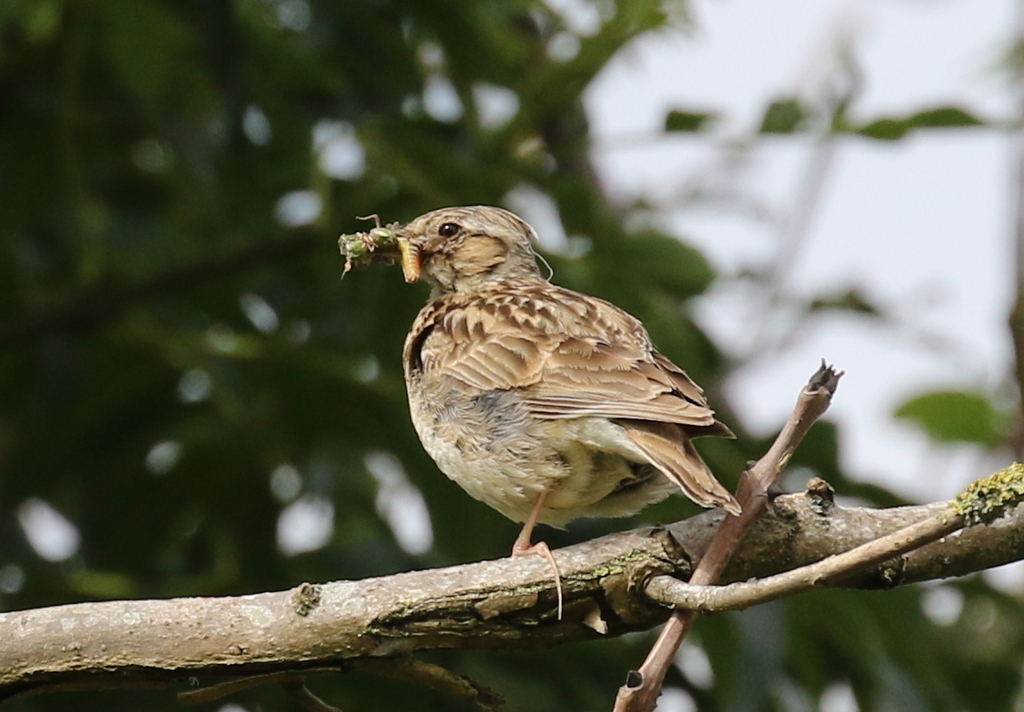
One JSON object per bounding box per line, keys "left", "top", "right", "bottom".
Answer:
{"left": 954, "top": 462, "right": 1024, "bottom": 525}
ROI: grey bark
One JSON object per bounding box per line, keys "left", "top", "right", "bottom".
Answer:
{"left": 2, "top": 490, "right": 1023, "bottom": 701}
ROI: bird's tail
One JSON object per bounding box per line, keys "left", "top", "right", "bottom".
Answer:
{"left": 618, "top": 421, "right": 741, "bottom": 516}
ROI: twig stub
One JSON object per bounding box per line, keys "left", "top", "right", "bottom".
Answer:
{"left": 291, "top": 582, "right": 323, "bottom": 617}
{"left": 805, "top": 477, "right": 835, "bottom": 515}
{"left": 808, "top": 359, "right": 844, "bottom": 394}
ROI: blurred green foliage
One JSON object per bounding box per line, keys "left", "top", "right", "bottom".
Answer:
{"left": 895, "top": 391, "right": 1013, "bottom": 448}
{"left": 664, "top": 109, "right": 716, "bottom": 133}
{"left": 854, "top": 107, "right": 985, "bottom": 142}
{"left": 759, "top": 98, "right": 808, "bottom": 134}
{"left": 1, "top": 1, "right": 1022, "bottom": 711}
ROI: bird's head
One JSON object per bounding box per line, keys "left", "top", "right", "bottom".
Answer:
{"left": 395, "top": 206, "right": 544, "bottom": 294}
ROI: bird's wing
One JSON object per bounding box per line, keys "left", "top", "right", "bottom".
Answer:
{"left": 524, "top": 341, "right": 723, "bottom": 430}
{"left": 408, "top": 287, "right": 729, "bottom": 432}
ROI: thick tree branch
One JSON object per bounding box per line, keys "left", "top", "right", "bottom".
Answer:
{"left": 3, "top": 479, "right": 1024, "bottom": 705}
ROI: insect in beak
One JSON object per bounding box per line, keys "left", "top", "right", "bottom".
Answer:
{"left": 397, "top": 237, "right": 421, "bottom": 283}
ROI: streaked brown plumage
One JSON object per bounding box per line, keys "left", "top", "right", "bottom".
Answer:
{"left": 394, "top": 206, "right": 739, "bottom": 591}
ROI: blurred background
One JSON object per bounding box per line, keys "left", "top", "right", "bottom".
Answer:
{"left": 2, "top": 0, "right": 1023, "bottom": 710}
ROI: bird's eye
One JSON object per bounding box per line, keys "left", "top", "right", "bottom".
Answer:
{"left": 438, "top": 222, "right": 461, "bottom": 238}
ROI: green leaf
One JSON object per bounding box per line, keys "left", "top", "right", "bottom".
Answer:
{"left": 616, "top": 230, "right": 715, "bottom": 299}
{"left": 809, "top": 288, "right": 882, "bottom": 316}
{"left": 856, "top": 107, "right": 984, "bottom": 141}
{"left": 664, "top": 110, "right": 715, "bottom": 133}
{"left": 759, "top": 98, "right": 807, "bottom": 134}
{"left": 894, "top": 390, "right": 1010, "bottom": 446}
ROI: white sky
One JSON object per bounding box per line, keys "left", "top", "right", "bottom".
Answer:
{"left": 585, "top": 0, "right": 1020, "bottom": 503}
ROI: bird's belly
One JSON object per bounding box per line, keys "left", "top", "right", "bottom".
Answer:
{"left": 539, "top": 418, "right": 677, "bottom": 523}
{"left": 408, "top": 386, "right": 553, "bottom": 522}
{"left": 408, "top": 383, "right": 674, "bottom": 525}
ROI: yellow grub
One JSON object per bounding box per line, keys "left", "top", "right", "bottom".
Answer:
{"left": 398, "top": 238, "right": 421, "bottom": 283}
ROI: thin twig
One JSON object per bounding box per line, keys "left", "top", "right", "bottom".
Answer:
{"left": 175, "top": 658, "right": 502, "bottom": 712}
{"left": 1009, "top": 0, "right": 1024, "bottom": 459}
{"left": 348, "top": 658, "right": 503, "bottom": 711}
{"left": 612, "top": 361, "right": 843, "bottom": 712}
{"left": 646, "top": 506, "right": 962, "bottom": 613}
{"left": 283, "top": 681, "right": 345, "bottom": 712}
{"left": 178, "top": 671, "right": 318, "bottom": 705}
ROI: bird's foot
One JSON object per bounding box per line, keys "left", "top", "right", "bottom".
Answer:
{"left": 511, "top": 539, "right": 563, "bottom": 620}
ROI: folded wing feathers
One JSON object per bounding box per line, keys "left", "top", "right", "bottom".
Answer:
{"left": 522, "top": 337, "right": 722, "bottom": 428}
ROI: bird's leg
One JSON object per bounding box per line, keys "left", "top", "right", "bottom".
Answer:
{"left": 511, "top": 488, "right": 563, "bottom": 619}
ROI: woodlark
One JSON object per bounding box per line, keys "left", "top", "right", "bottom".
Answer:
{"left": 393, "top": 206, "right": 740, "bottom": 606}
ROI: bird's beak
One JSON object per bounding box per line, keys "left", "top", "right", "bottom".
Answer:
{"left": 397, "top": 236, "right": 421, "bottom": 283}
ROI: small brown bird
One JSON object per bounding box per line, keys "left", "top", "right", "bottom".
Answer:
{"left": 394, "top": 206, "right": 739, "bottom": 607}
